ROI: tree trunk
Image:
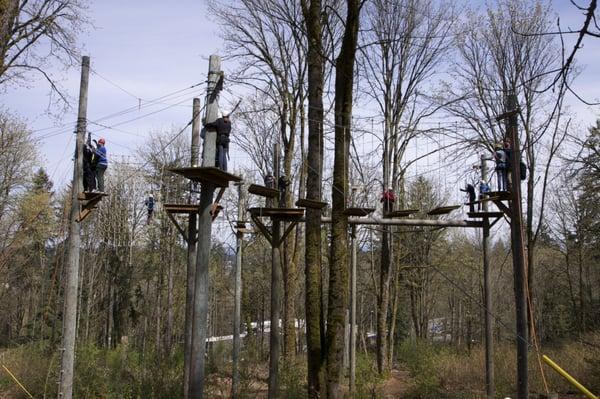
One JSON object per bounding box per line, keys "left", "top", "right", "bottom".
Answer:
{"left": 326, "top": 1, "right": 360, "bottom": 397}
{"left": 301, "top": 0, "right": 326, "bottom": 396}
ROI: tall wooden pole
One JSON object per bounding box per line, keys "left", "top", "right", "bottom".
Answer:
{"left": 190, "top": 55, "right": 221, "bottom": 399}
{"left": 506, "top": 93, "right": 529, "bottom": 398}
{"left": 481, "top": 155, "right": 495, "bottom": 398}
{"left": 349, "top": 187, "right": 357, "bottom": 395}
{"left": 232, "top": 181, "right": 245, "bottom": 398}
{"left": 268, "top": 143, "right": 282, "bottom": 398}
{"left": 58, "top": 55, "right": 89, "bottom": 399}
{"left": 183, "top": 97, "right": 201, "bottom": 398}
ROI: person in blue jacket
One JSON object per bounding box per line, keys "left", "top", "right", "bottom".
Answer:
{"left": 94, "top": 138, "right": 108, "bottom": 192}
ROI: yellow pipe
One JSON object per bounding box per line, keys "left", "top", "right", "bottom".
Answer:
{"left": 542, "top": 355, "right": 598, "bottom": 399}
{"left": 1, "top": 364, "right": 34, "bottom": 398}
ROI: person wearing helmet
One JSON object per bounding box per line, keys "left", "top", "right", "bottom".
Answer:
{"left": 82, "top": 133, "right": 97, "bottom": 192}
{"left": 145, "top": 193, "right": 155, "bottom": 224}
{"left": 94, "top": 137, "right": 108, "bottom": 192}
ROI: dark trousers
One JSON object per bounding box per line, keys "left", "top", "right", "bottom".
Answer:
{"left": 83, "top": 164, "right": 96, "bottom": 192}
{"left": 96, "top": 164, "right": 107, "bottom": 192}
{"left": 217, "top": 145, "right": 228, "bottom": 171}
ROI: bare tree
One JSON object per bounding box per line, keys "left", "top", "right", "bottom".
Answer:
{"left": 358, "top": 0, "right": 455, "bottom": 374}
{"left": 0, "top": 0, "right": 89, "bottom": 105}
{"left": 326, "top": 0, "right": 360, "bottom": 397}
{"left": 443, "top": 0, "right": 569, "bottom": 337}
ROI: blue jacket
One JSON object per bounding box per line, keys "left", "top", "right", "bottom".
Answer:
{"left": 95, "top": 145, "right": 108, "bottom": 166}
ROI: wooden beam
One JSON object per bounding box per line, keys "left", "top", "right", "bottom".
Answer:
{"left": 166, "top": 211, "right": 190, "bottom": 243}
{"left": 251, "top": 214, "right": 272, "bottom": 245}
{"left": 277, "top": 221, "right": 298, "bottom": 247}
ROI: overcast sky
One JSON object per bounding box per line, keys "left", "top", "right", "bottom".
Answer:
{"left": 1, "top": 0, "right": 599, "bottom": 190}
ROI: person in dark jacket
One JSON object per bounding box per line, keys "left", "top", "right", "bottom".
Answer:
{"left": 94, "top": 138, "right": 108, "bottom": 192}
{"left": 205, "top": 115, "right": 231, "bottom": 171}
{"left": 83, "top": 134, "right": 96, "bottom": 192}
{"left": 145, "top": 194, "right": 155, "bottom": 224}
{"left": 460, "top": 183, "right": 477, "bottom": 213}
{"left": 278, "top": 175, "right": 288, "bottom": 208}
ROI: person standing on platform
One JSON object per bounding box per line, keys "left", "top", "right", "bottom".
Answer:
{"left": 478, "top": 180, "right": 490, "bottom": 210}
{"left": 278, "top": 175, "right": 288, "bottom": 208}
{"left": 205, "top": 115, "right": 231, "bottom": 171}
{"left": 93, "top": 138, "right": 108, "bottom": 192}
{"left": 460, "top": 183, "right": 476, "bottom": 213}
{"left": 82, "top": 134, "right": 96, "bottom": 192}
{"left": 380, "top": 188, "right": 396, "bottom": 215}
{"left": 494, "top": 143, "right": 507, "bottom": 191}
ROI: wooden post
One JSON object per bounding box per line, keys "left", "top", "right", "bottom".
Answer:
{"left": 506, "top": 93, "right": 529, "bottom": 398}
{"left": 58, "top": 55, "right": 89, "bottom": 399}
{"left": 232, "top": 181, "right": 245, "bottom": 398}
{"left": 268, "top": 143, "right": 282, "bottom": 398}
{"left": 349, "top": 187, "right": 357, "bottom": 395}
{"left": 184, "top": 97, "right": 201, "bottom": 398}
{"left": 190, "top": 55, "right": 221, "bottom": 399}
{"left": 481, "top": 154, "right": 495, "bottom": 398}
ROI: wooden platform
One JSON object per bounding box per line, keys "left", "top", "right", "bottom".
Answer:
{"left": 343, "top": 207, "right": 375, "bottom": 216}
{"left": 427, "top": 205, "right": 460, "bottom": 216}
{"left": 296, "top": 198, "right": 328, "bottom": 209}
{"left": 486, "top": 191, "right": 511, "bottom": 200}
{"left": 169, "top": 167, "right": 242, "bottom": 187}
{"left": 163, "top": 204, "right": 200, "bottom": 214}
{"left": 384, "top": 209, "right": 419, "bottom": 218}
{"left": 468, "top": 211, "right": 504, "bottom": 219}
{"left": 248, "top": 207, "right": 305, "bottom": 221}
{"left": 78, "top": 192, "right": 108, "bottom": 201}
{"left": 76, "top": 192, "right": 108, "bottom": 222}
{"left": 248, "top": 184, "right": 279, "bottom": 198}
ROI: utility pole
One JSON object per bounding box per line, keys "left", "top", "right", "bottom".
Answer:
{"left": 232, "top": 181, "right": 245, "bottom": 398}
{"left": 268, "top": 143, "right": 282, "bottom": 398}
{"left": 349, "top": 187, "right": 358, "bottom": 395}
{"left": 190, "top": 55, "right": 221, "bottom": 399}
{"left": 481, "top": 155, "right": 495, "bottom": 398}
{"left": 506, "top": 92, "right": 528, "bottom": 398}
{"left": 183, "top": 97, "right": 201, "bottom": 398}
{"left": 58, "top": 55, "right": 89, "bottom": 399}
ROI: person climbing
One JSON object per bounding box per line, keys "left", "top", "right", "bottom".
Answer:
{"left": 278, "top": 175, "right": 288, "bottom": 208}
{"left": 264, "top": 173, "right": 275, "bottom": 189}
{"left": 145, "top": 194, "right": 155, "bottom": 224}
{"left": 94, "top": 138, "right": 108, "bottom": 192}
{"left": 205, "top": 115, "right": 231, "bottom": 171}
{"left": 82, "top": 134, "right": 96, "bottom": 192}
{"left": 478, "top": 180, "right": 490, "bottom": 211}
{"left": 494, "top": 143, "right": 507, "bottom": 191}
{"left": 380, "top": 188, "right": 396, "bottom": 215}
{"left": 460, "top": 183, "right": 477, "bottom": 213}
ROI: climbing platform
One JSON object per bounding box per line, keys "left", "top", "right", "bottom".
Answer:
{"left": 296, "top": 198, "right": 328, "bottom": 209}
{"left": 235, "top": 221, "right": 253, "bottom": 234}
{"left": 384, "top": 209, "right": 419, "bottom": 218}
{"left": 248, "top": 207, "right": 305, "bottom": 221}
{"left": 76, "top": 192, "right": 107, "bottom": 223}
{"left": 343, "top": 207, "right": 375, "bottom": 216}
{"left": 467, "top": 211, "right": 504, "bottom": 219}
{"left": 248, "top": 184, "right": 279, "bottom": 198}
{"left": 169, "top": 167, "right": 242, "bottom": 187}
{"left": 163, "top": 204, "right": 200, "bottom": 214}
{"left": 485, "top": 191, "right": 511, "bottom": 200}
{"left": 427, "top": 205, "right": 460, "bottom": 216}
